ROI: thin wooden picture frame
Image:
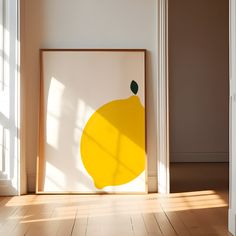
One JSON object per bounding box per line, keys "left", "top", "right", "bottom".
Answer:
{"left": 37, "top": 49, "right": 147, "bottom": 194}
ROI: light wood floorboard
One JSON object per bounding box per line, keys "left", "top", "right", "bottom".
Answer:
{"left": 0, "top": 163, "right": 231, "bottom": 235}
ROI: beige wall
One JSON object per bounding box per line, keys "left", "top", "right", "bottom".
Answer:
{"left": 169, "top": 0, "right": 229, "bottom": 162}
{"left": 21, "top": 0, "right": 158, "bottom": 192}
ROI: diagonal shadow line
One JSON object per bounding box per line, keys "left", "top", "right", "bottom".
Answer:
{"left": 81, "top": 129, "right": 146, "bottom": 181}
{"left": 0, "top": 112, "right": 20, "bottom": 136}
{"left": 0, "top": 112, "right": 10, "bottom": 128}
{"left": 45, "top": 144, "right": 95, "bottom": 190}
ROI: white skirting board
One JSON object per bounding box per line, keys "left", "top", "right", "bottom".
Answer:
{"left": 0, "top": 180, "right": 18, "bottom": 196}
{"left": 170, "top": 152, "right": 229, "bottom": 162}
{"left": 27, "top": 173, "right": 158, "bottom": 193}
{"left": 228, "top": 208, "right": 236, "bottom": 235}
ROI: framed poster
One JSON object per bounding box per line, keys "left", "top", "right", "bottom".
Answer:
{"left": 37, "top": 49, "right": 147, "bottom": 193}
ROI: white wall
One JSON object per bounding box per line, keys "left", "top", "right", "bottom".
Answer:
{"left": 169, "top": 0, "right": 229, "bottom": 162}
{"left": 21, "top": 0, "right": 158, "bottom": 192}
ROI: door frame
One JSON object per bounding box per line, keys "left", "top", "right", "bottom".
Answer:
{"left": 229, "top": 0, "right": 236, "bottom": 234}
{"left": 158, "top": 0, "right": 235, "bottom": 234}
{"left": 157, "top": 0, "right": 170, "bottom": 194}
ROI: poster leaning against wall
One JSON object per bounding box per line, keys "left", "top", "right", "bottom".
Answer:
{"left": 37, "top": 49, "right": 147, "bottom": 193}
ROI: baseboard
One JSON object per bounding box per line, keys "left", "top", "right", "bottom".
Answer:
{"left": 170, "top": 152, "right": 229, "bottom": 162}
{"left": 228, "top": 208, "right": 236, "bottom": 235}
{"left": 27, "top": 172, "right": 158, "bottom": 194}
{"left": 0, "top": 180, "right": 18, "bottom": 195}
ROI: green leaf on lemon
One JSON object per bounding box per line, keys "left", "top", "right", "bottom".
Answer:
{"left": 130, "top": 80, "right": 138, "bottom": 95}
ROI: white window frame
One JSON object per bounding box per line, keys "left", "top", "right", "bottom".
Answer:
{"left": 0, "top": 0, "right": 22, "bottom": 195}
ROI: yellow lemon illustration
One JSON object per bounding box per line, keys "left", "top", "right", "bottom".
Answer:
{"left": 80, "top": 80, "right": 145, "bottom": 189}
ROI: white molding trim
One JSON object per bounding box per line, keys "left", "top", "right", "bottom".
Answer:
{"left": 19, "top": 0, "right": 27, "bottom": 195}
{"left": 157, "top": 0, "right": 169, "bottom": 194}
{"left": 10, "top": 0, "right": 21, "bottom": 195}
{"left": 0, "top": 0, "right": 21, "bottom": 196}
{"left": 229, "top": 0, "right": 236, "bottom": 234}
{"left": 228, "top": 208, "right": 236, "bottom": 234}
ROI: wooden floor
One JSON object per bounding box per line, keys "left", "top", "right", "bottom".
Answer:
{"left": 0, "top": 163, "right": 232, "bottom": 236}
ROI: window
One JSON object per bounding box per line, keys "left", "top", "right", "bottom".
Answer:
{"left": 0, "top": 0, "right": 19, "bottom": 195}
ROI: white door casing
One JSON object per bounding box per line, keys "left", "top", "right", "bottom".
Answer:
{"left": 157, "top": 0, "right": 169, "bottom": 194}
{"left": 229, "top": 0, "right": 236, "bottom": 234}
{"left": 161, "top": 0, "right": 234, "bottom": 233}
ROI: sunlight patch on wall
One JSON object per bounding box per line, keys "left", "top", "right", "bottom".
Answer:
{"left": 46, "top": 77, "right": 65, "bottom": 149}
{"left": 75, "top": 99, "right": 93, "bottom": 130}
{"left": 45, "top": 161, "right": 65, "bottom": 190}
{"left": 73, "top": 99, "right": 95, "bottom": 179}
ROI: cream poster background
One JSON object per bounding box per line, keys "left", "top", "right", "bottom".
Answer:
{"left": 38, "top": 50, "right": 146, "bottom": 193}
